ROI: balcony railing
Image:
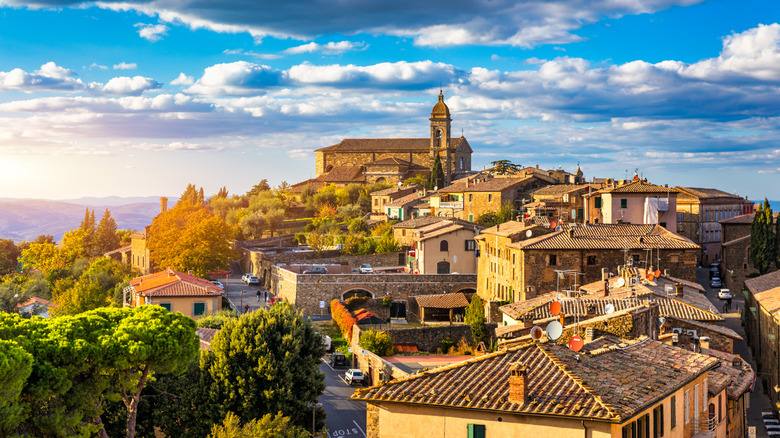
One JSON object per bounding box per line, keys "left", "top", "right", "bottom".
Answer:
{"left": 438, "top": 201, "right": 463, "bottom": 209}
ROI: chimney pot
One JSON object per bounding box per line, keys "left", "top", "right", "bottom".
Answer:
{"left": 675, "top": 283, "right": 684, "bottom": 297}
{"left": 508, "top": 363, "right": 529, "bottom": 404}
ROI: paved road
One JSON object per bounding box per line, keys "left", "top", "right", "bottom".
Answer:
{"left": 319, "top": 358, "right": 367, "bottom": 438}
{"left": 695, "top": 267, "right": 773, "bottom": 435}
{"left": 221, "top": 262, "right": 271, "bottom": 313}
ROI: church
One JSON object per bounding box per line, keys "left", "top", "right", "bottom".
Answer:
{"left": 313, "top": 92, "right": 473, "bottom": 186}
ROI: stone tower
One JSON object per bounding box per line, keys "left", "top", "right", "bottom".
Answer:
{"left": 430, "top": 91, "right": 452, "bottom": 185}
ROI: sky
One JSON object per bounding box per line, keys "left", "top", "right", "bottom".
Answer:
{"left": 0, "top": 0, "right": 779, "bottom": 201}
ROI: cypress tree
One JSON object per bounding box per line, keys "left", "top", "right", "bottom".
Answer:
{"left": 429, "top": 154, "right": 444, "bottom": 190}
{"left": 750, "top": 200, "right": 775, "bottom": 274}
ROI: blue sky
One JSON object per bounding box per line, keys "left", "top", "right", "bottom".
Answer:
{"left": 0, "top": 0, "right": 779, "bottom": 200}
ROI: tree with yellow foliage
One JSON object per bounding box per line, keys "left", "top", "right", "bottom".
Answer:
{"left": 147, "top": 201, "right": 236, "bottom": 277}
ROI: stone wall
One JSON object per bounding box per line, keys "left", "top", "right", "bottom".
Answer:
{"left": 664, "top": 318, "right": 735, "bottom": 353}
{"left": 366, "top": 403, "right": 379, "bottom": 438}
{"left": 350, "top": 325, "right": 410, "bottom": 387}
{"left": 275, "top": 268, "right": 477, "bottom": 315}
{"left": 386, "top": 324, "right": 497, "bottom": 353}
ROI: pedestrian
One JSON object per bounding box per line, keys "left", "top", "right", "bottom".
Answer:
{"left": 727, "top": 297, "right": 733, "bottom": 312}
{"left": 244, "top": 304, "right": 250, "bottom": 314}
{"left": 264, "top": 291, "right": 268, "bottom": 302}
{"left": 722, "top": 302, "right": 727, "bottom": 313}
{"left": 256, "top": 290, "right": 260, "bottom": 302}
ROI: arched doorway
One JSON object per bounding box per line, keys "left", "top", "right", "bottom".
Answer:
{"left": 342, "top": 289, "right": 374, "bottom": 300}
{"left": 437, "top": 261, "right": 450, "bottom": 274}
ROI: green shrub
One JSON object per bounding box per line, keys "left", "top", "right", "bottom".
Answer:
{"left": 345, "top": 296, "right": 370, "bottom": 311}
{"left": 382, "top": 297, "right": 393, "bottom": 308}
{"left": 438, "top": 337, "right": 454, "bottom": 354}
{"left": 359, "top": 329, "right": 393, "bottom": 356}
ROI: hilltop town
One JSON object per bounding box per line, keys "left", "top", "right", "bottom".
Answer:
{"left": 1, "top": 93, "right": 778, "bottom": 438}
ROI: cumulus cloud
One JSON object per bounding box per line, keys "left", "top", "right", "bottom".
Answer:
{"left": 0, "top": 62, "right": 87, "bottom": 92}
{"left": 284, "top": 41, "right": 367, "bottom": 55}
{"left": 113, "top": 62, "right": 137, "bottom": 70}
{"left": 186, "top": 61, "right": 284, "bottom": 95}
{"left": 135, "top": 23, "right": 169, "bottom": 42}
{"left": 102, "top": 76, "right": 161, "bottom": 96}
{"left": 171, "top": 73, "right": 195, "bottom": 86}
{"left": 223, "top": 49, "right": 282, "bottom": 60}
{"left": 89, "top": 63, "right": 108, "bottom": 70}
{"left": 287, "top": 60, "right": 461, "bottom": 89}
{"left": 1, "top": 0, "right": 704, "bottom": 48}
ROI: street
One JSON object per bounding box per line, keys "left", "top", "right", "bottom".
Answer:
{"left": 695, "top": 267, "right": 773, "bottom": 435}
{"left": 221, "top": 262, "right": 270, "bottom": 313}
{"left": 318, "top": 358, "right": 367, "bottom": 438}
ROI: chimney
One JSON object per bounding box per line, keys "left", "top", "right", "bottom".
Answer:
{"left": 603, "top": 279, "right": 609, "bottom": 297}
{"left": 160, "top": 197, "right": 168, "bottom": 214}
{"left": 732, "top": 357, "right": 743, "bottom": 368}
{"left": 584, "top": 327, "right": 594, "bottom": 343}
{"left": 700, "top": 336, "right": 710, "bottom": 350}
{"left": 675, "top": 283, "right": 684, "bottom": 297}
{"left": 187, "top": 270, "right": 194, "bottom": 276}
{"left": 508, "top": 363, "right": 529, "bottom": 404}
{"left": 567, "top": 228, "right": 574, "bottom": 238}
{"left": 601, "top": 268, "right": 609, "bottom": 282}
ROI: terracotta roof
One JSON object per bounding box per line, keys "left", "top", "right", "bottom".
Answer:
{"left": 746, "top": 271, "right": 780, "bottom": 318}
{"left": 464, "top": 176, "right": 534, "bottom": 193}
{"left": 416, "top": 293, "right": 469, "bottom": 309}
{"left": 288, "top": 178, "right": 327, "bottom": 194}
{"left": 664, "top": 317, "right": 742, "bottom": 340}
{"left": 371, "top": 185, "right": 419, "bottom": 196}
{"left": 386, "top": 192, "right": 422, "bottom": 207}
{"left": 675, "top": 187, "right": 746, "bottom": 200}
{"left": 316, "top": 137, "right": 466, "bottom": 153}
{"left": 418, "top": 224, "right": 469, "bottom": 241}
{"left": 598, "top": 181, "right": 678, "bottom": 194}
{"left": 720, "top": 213, "right": 754, "bottom": 224}
{"left": 722, "top": 235, "right": 750, "bottom": 247}
{"left": 532, "top": 184, "right": 600, "bottom": 197}
{"left": 17, "top": 296, "right": 55, "bottom": 309}
{"left": 352, "top": 337, "right": 717, "bottom": 423}
{"left": 500, "top": 293, "right": 721, "bottom": 323}
{"left": 512, "top": 223, "right": 699, "bottom": 251}
{"left": 701, "top": 348, "right": 754, "bottom": 400}
{"left": 477, "top": 220, "right": 544, "bottom": 239}
{"left": 197, "top": 327, "right": 219, "bottom": 350}
{"left": 131, "top": 268, "right": 223, "bottom": 298}
{"left": 322, "top": 165, "right": 364, "bottom": 183}
{"left": 393, "top": 216, "right": 473, "bottom": 229}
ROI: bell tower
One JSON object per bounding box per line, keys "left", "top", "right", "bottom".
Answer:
{"left": 430, "top": 91, "right": 452, "bottom": 185}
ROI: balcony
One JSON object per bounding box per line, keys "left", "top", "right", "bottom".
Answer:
{"left": 438, "top": 201, "right": 463, "bottom": 210}
{"left": 691, "top": 414, "right": 724, "bottom": 437}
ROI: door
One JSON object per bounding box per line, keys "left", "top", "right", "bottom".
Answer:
{"left": 390, "top": 301, "right": 406, "bottom": 318}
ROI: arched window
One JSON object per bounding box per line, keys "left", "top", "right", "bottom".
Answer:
{"left": 440, "top": 240, "right": 449, "bottom": 252}
{"left": 437, "top": 261, "right": 450, "bottom": 274}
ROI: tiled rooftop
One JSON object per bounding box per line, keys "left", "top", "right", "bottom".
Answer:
{"left": 532, "top": 184, "right": 600, "bottom": 197}
{"left": 352, "top": 336, "right": 717, "bottom": 423}
{"left": 371, "top": 185, "right": 419, "bottom": 196}
{"left": 322, "top": 165, "right": 364, "bottom": 183}
{"left": 701, "top": 348, "right": 754, "bottom": 400}
{"left": 197, "top": 327, "right": 219, "bottom": 350}
{"left": 463, "top": 176, "right": 534, "bottom": 193}
{"left": 316, "top": 138, "right": 466, "bottom": 152}
{"left": 598, "top": 180, "right": 678, "bottom": 194}
{"left": 512, "top": 223, "right": 699, "bottom": 251}
{"left": 393, "top": 216, "right": 473, "bottom": 229}
{"left": 746, "top": 271, "right": 780, "bottom": 319}
{"left": 675, "top": 187, "right": 746, "bottom": 200}
{"left": 131, "top": 268, "right": 223, "bottom": 298}
{"left": 720, "top": 213, "right": 755, "bottom": 224}
{"left": 416, "top": 293, "right": 469, "bottom": 309}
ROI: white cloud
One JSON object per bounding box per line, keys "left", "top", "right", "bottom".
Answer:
{"left": 102, "top": 76, "right": 161, "bottom": 96}
{"left": 284, "top": 41, "right": 367, "bottom": 55}
{"left": 135, "top": 23, "right": 169, "bottom": 42}
{"left": 113, "top": 62, "right": 138, "bottom": 70}
{"left": 171, "top": 73, "right": 195, "bottom": 86}
{"left": 186, "top": 61, "right": 283, "bottom": 96}
{"left": 0, "top": 62, "right": 87, "bottom": 92}
{"left": 89, "top": 63, "right": 109, "bottom": 70}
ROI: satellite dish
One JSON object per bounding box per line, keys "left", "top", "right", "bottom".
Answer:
{"left": 530, "top": 326, "right": 544, "bottom": 340}
{"left": 550, "top": 301, "right": 562, "bottom": 316}
{"left": 568, "top": 335, "right": 584, "bottom": 352}
{"left": 615, "top": 278, "right": 626, "bottom": 287}
{"left": 546, "top": 321, "right": 563, "bottom": 341}
{"left": 654, "top": 270, "right": 661, "bottom": 278}
{"left": 550, "top": 221, "right": 557, "bottom": 229}
{"left": 659, "top": 317, "right": 667, "bottom": 327}
{"left": 604, "top": 304, "right": 615, "bottom": 314}
{"left": 555, "top": 226, "right": 562, "bottom": 231}
{"left": 647, "top": 273, "right": 655, "bottom": 281}
{"left": 526, "top": 230, "right": 533, "bottom": 238}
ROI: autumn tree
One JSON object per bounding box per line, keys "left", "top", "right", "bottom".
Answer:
{"left": 240, "top": 210, "right": 267, "bottom": 239}
{"left": 20, "top": 241, "right": 66, "bottom": 273}
{"left": 750, "top": 200, "right": 775, "bottom": 274}
{"left": 80, "top": 208, "right": 97, "bottom": 252}
{"left": 203, "top": 304, "right": 326, "bottom": 432}
{"left": 147, "top": 201, "right": 236, "bottom": 277}
{"left": 0, "top": 239, "right": 20, "bottom": 275}
{"left": 180, "top": 183, "right": 205, "bottom": 205}
{"left": 50, "top": 257, "right": 131, "bottom": 316}
{"left": 95, "top": 209, "right": 120, "bottom": 255}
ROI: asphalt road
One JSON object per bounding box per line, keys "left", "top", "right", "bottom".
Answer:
{"left": 221, "top": 263, "right": 269, "bottom": 313}
{"left": 318, "top": 358, "right": 367, "bottom": 438}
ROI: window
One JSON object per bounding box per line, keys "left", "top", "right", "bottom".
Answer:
{"left": 671, "top": 395, "right": 677, "bottom": 429}
{"left": 374, "top": 198, "right": 378, "bottom": 206}
{"left": 468, "top": 214, "right": 473, "bottom": 221}
{"left": 465, "top": 240, "right": 476, "bottom": 251}
{"left": 660, "top": 222, "right": 666, "bottom": 228}
{"left": 684, "top": 390, "right": 690, "bottom": 425}
{"left": 440, "top": 240, "right": 449, "bottom": 251}
{"left": 587, "top": 255, "right": 597, "bottom": 265}
{"left": 653, "top": 404, "right": 664, "bottom": 437}
{"left": 467, "top": 424, "right": 485, "bottom": 438}
{"left": 488, "top": 194, "right": 493, "bottom": 203}
{"left": 437, "top": 261, "right": 450, "bottom": 274}
{"left": 595, "top": 197, "right": 602, "bottom": 208}
{"left": 549, "top": 254, "right": 557, "bottom": 266}
{"left": 469, "top": 194, "right": 473, "bottom": 203}
{"left": 621, "top": 198, "right": 628, "bottom": 209}
{"left": 571, "top": 209, "right": 577, "bottom": 219}
{"left": 159, "top": 303, "right": 172, "bottom": 312}
{"left": 193, "top": 302, "right": 206, "bottom": 316}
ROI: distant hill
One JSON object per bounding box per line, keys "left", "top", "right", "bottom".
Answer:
{"left": 0, "top": 197, "right": 178, "bottom": 243}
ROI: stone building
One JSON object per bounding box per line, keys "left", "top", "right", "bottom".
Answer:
{"left": 461, "top": 175, "right": 549, "bottom": 222}
{"left": 720, "top": 213, "right": 755, "bottom": 291}
{"left": 674, "top": 187, "right": 754, "bottom": 265}
{"left": 392, "top": 219, "right": 482, "bottom": 274}
{"left": 744, "top": 271, "right": 780, "bottom": 407}
{"left": 314, "top": 92, "right": 473, "bottom": 186}
{"left": 124, "top": 267, "right": 222, "bottom": 319}
{"left": 476, "top": 221, "right": 699, "bottom": 305}
{"left": 526, "top": 183, "right": 603, "bottom": 223}
{"left": 352, "top": 335, "right": 725, "bottom": 438}
{"left": 370, "top": 185, "right": 419, "bottom": 214}
{"left": 584, "top": 178, "right": 679, "bottom": 233}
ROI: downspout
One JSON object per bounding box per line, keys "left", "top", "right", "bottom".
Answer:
{"left": 581, "top": 420, "right": 588, "bottom": 438}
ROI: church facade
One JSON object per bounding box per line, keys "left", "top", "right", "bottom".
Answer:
{"left": 314, "top": 92, "right": 473, "bottom": 186}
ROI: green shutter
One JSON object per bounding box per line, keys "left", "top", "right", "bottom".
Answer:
{"left": 193, "top": 302, "right": 206, "bottom": 316}
{"left": 595, "top": 197, "right": 602, "bottom": 208}
{"left": 467, "top": 424, "right": 485, "bottom": 438}
{"left": 159, "top": 303, "right": 171, "bottom": 312}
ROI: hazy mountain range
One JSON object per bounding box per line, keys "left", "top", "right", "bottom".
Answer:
{"left": 0, "top": 197, "right": 177, "bottom": 243}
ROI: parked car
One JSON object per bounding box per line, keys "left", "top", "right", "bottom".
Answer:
{"left": 210, "top": 280, "right": 224, "bottom": 290}
{"left": 709, "top": 264, "right": 720, "bottom": 278}
{"left": 710, "top": 276, "right": 722, "bottom": 288}
{"left": 718, "top": 289, "right": 733, "bottom": 300}
{"left": 345, "top": 368, "right": 364, "bottom": 385}
{"left": 246, "top": 275, "right": 260, "bottom": 285}
{"left": 303, "top": 267, "right": 328, "bottom": 274}
{"left": 329, "top": 352, "right": 348, "bottom": 368}
{"left": 241, "top": 273, "right": 251, "bottom": 283}
{"left": 359, "top": 264, "right": 374, "bottom": 274}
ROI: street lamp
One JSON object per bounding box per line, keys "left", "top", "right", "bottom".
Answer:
{"left": 311, "top": 402, "right": 323, "bottom": 437}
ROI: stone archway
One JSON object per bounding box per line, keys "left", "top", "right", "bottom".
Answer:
{"left": 342, "top": 289, "right": 375, "bottom": 300}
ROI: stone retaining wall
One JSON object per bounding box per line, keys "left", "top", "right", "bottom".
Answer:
{"left": 387, "top": 324, "right": 497, "bottom": 353}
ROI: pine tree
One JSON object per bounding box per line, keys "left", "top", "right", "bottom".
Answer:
{"left": 750, "top": 200, "right": 775, "bottom": 274}
{"left": 95, "top": 209, "right": 120, "bottom": 255}
{"left": 197, "top": 187, "right": 204, "bottom": 204}
{"left": 429, "top": 154, "right": 444, "bottom": 190}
